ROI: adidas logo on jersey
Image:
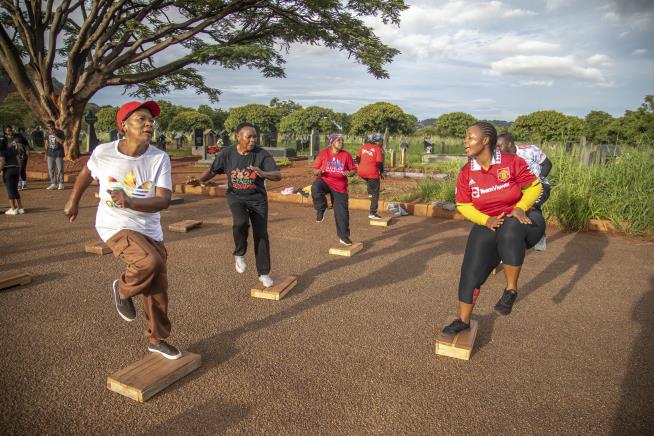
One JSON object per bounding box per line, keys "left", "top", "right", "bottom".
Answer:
{"left": 469, "top": 178, "right": 476, "bottom": 185}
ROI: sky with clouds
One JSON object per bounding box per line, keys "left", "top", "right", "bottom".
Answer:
{"left": 91, "top": 0, "right": 654, "bottom": 122}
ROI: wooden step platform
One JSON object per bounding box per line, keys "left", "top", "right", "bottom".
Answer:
{"left": 251, "top": 275, "right": 298, "bottom": 301}
{"left": 370, "top": 216, "right": 393, "bottom": 227}
{"left": 0, "top": 272, "right": 32, "bottom": 290}
{"left": 85, "top": 241, "right": 112, "bottom": 255}
{"left": 329, "top": 242, "right": 363, "bottom": 257}
{"left": 169, "top": 196, "right": 184, "bottom": 205}
{"left": 107, "top": 352, "right": 201, "bottom": 402}
{"left": 435, "top": 316, "right": 479, "bottom": 361}
{"left": 168, "top": 220, "right": 202, "bottom": 233}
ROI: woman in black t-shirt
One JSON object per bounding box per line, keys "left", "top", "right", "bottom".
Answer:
{"left": 188, "top": 122, "right": 281, "bottom": 288}
{"left": 1, "top": 126, "right": 27, "bottom": 214}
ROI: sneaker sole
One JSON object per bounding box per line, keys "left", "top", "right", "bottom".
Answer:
{"left": 112, "top": 280, "right": 136, "bottom": 322}
{"left": 147, "top": 346, "right": 182, "bottom": 360}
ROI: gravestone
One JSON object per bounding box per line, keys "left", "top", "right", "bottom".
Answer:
{"left": 191, "top": 128, "right": 203, "bottom": 156}
{"left": 85, "top": 111, "right": 99, "bottom": 153}
{"left": 262, "top": 147, "right": 297, "bottom": 158}
{"left": 309, "top": 128, "right": 320, "bottom": 159}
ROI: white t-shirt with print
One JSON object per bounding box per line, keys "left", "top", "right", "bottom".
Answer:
{"left": 87, "top": 141, "right": 172, "bottom": 242}
{"left": 516, "top": 144, "right": 549, "bottom": 184}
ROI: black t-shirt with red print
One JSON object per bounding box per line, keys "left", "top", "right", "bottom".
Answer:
{"left": 456, "top": 149, "right": 537, "bottom": 216}
{"left": 209, "top": 146, "right": 277, "bottom": 197}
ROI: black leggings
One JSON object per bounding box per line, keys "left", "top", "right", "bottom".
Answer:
{"left": 227, "top": 194, "right": 271, "bottom": 275}
{"left": 312, "top": 178, "right": 350, "bottom": 240}
{"left": 3, "top": 167, "right": 20, "bottom": 200}
{"left": 458, "top": 211, "right": 545, "bottom": 304}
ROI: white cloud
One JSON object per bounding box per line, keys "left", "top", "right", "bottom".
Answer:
{"left": 632, "top": 48, "right": 648, "bottom": 55}
{"left": 488, "top": 55, "right": 610, "bottom": 84}
{"left": 512, "top": 80, "right": 554, "bottom": 87}
{"left": 544, "top": 0, "right": 572, "bottom": 11}
{"left": 485, "top": 35, "right": 560, "bottom": 55}
{"left": 587, "top": 53, "right": 612, "bottom": 66}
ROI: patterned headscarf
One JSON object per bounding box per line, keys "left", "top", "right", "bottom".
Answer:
{"left": 328, "top": 133, "right": 343, "bottom": 146}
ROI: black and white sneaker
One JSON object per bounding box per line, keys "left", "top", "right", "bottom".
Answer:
{"left": 368, "top": 213, "right": 382, "bottom": 220}
{"left": 339, "top": 237, "right": 353, "bottom": 246}
{"left": 494, "top": 289, "right": 518, "bottom": 315}
{"left": 441, "top": 319, "right": 470, "bottom": 337}
{"left": 148, "top": 340, "right": 182, "bottom": 360}
{"left": 112, "top": 280, "right": 136, "bottom": 322}
{"left": 316, "top": 209, "right": 326, "bottom": 222}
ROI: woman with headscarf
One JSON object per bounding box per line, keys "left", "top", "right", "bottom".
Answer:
{"left": 311, "top": 133, "right": 357, "bottom": 245}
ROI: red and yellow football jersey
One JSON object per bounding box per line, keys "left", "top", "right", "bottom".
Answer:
{"left": 456, "top": 149, "right": 537, "bottom": 217}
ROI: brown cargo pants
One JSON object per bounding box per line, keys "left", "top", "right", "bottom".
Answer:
{"left": 105, "top": 229, "right": 171, "bottom": 345}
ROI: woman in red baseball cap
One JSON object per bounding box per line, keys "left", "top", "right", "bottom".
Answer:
{"left": 64, "top": 100, "right": 183, "bottom": 360}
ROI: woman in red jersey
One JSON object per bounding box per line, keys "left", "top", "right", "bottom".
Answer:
{"left": 442, "top": 122, "right": 545, "bottom": 337}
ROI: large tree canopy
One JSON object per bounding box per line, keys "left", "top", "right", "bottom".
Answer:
{"left": 224, "top": 103, "right": 279, "bottom": 135}
{"left": 349, "top": 102, "right": 416, "bottom": 135}
{"left": 278, "top": 106, "right": 342, "bottom": 134}
{"left": 510, "top": 110, "right": 586, "bottom": 144}
{"left": 0, "top": 0, "right": 406, "bottom": 158}
{"left": 434, "top": 112, "right": 477, "bottom": 138}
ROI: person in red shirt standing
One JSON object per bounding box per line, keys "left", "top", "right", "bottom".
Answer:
{"left": 442, "top": 121, "right": 545, "bottom": 337}
{"left": 312, "top": 133, "right": 357, "bottom": 245}
{"left": 356, "top": 132, "right": 384, "bottom": 219}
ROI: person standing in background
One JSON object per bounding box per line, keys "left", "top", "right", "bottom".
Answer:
{"left": 45, "top": 120, "right": 65, "bottom": 190}
{"left": 356, "top": 133, "right": 384, "bottom": 220}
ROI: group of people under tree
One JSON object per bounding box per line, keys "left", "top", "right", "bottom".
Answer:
{"left": 0, "top": 121, "right": 68, "bottom": 215}
{"left": 56, "top": 100, "right": 550, "bottom": 359}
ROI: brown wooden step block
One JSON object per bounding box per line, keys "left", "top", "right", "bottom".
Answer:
{"left": 169, "top": 196, "right": 184, "bottom": 205}
{"left": 369, "top": 216, "right": 393, "bottom": 227}
{"left": 435, "top": 316, "right": 479, "bottom": 361}
{"left": 85, "top": 241, "right": 112, "bottom": 255}
{"left": 250, "top": 275, "right": 298, "bottom": 301}
{"left": 94, "top": 192, "right": 100, "bottom": 199}
{"left": 168, "top": 220, "right": 202, "bottom": 233}
{"left": 107, "top": 352, "right": 201, "bottom": 402}
{"left": 329, "top": 242, "right": 363, "bottom": 257}
{"left": 0, "top": 272, "right": 32, "bottom": 290}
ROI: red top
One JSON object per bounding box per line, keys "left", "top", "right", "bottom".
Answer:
{"left": 313, "top": 148, "right": 355, "bottom": 193}
{"left": 456, "top": 149, "right": 537, "bottom": 216}
{"left": 356, "top": 143, "right": 383, "bottom": 179}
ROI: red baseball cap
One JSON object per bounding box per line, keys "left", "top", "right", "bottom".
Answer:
{"left": 116, "top": 101, "right": 161, "bottom": 132}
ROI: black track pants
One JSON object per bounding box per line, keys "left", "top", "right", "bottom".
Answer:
{"left": 364, "top": 177, "right": 380, "bottom": 214}
{"left": 227, "top": 194, "right": 271, "bottom": 275}
{"left": 312, "top": 178, "right": 350, "bottom": 240}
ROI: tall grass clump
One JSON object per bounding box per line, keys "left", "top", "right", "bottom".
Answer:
{"left": 544, "top": 147, "right": 654, "bottom": 235}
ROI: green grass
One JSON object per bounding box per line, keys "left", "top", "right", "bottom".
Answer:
{"left": 543, "top": 146, "right": 654, "bottom": 235}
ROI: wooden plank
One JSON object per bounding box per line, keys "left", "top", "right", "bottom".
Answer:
{"left": 329, "top": 242, "right": 363, "bottom": 257}
{"left": 94, "top": 192, "right": 100, "bottom": 199}
{"left": 169, "top": 196, "right": 184, "bottom": 205}
{"left": 168, "top": 220, "right": 202, "bottom": 233}
{"left": 369, "top": 217, "right": 393, "bottom": 227}
{"left": 250, "top": 275, "right": 298, "bottom": 301}
{"left": 107, "top": 352, "right": 201, "bottom": 402}
{"left": 85, "top": 241, "right": 112, "bottom": 255}
{"left": 0, "top": 272, "right": 32, "bottom": 290}
{"left": 435, "top": 316, "right": 479, "bottom": 361}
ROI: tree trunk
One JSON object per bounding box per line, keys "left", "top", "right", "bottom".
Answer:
{"left": 58, "top": 99, "right": 88, "bottom": 160}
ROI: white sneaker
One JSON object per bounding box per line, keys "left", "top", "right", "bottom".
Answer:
{"left": 235, "top": 255, "right": 246, "bottom": 273}
{"left": 5, "top": 208, "right": 18, "bottom": 215}
{"left": 46, "top": 184, "right": 57, "bottom": 190}
{"left": 534, "top": 235, "right": 547, "bottom": 251}
{"left": 17, "top": 208, "right": 25, "bottom": 214}
{"left": 58, "top": 184, "right": 65, "bottom": 190}
{"left": 259, "top": 274, "right": 274, "bottom": 288}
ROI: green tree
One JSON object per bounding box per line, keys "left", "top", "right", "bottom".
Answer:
{"left": 198, "top": 105, "right": 228, "bottom": 131}
{"left": 349, "top": 102, "right": 416, "bottom": 135}
{"left": 269, "top": 98, "right": 303, "bottom": 120}
{"left": 279, "top": 106, "right": 342, "bottom": 134}
{"left": 155, "top": 100, "right": 193, "bottom": 132}
{"left": 94, "top": 106, "right": 119, "bottom": 133}
{"left": 616, "top": 95, "right": 654, "bottom": 146}
{"left": 510, "top": 110, "right": 586, "bottom": 144}
{"left": 169, "top": 111, "right": 213, "bottom": 132}
{"left": 434, "top": 112, "right": 477, "bottom": 138}
{"left": 0, "top": 92, "right": 39, "bottom": 128}
{"left": 585, "top": 110, "right": 614, "bottom": 143}
{"left": 0, "top": 1, "right": 405, "bottom": 159}
{"left": 224, "top": 104, "right": 280, "bottom": 135}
